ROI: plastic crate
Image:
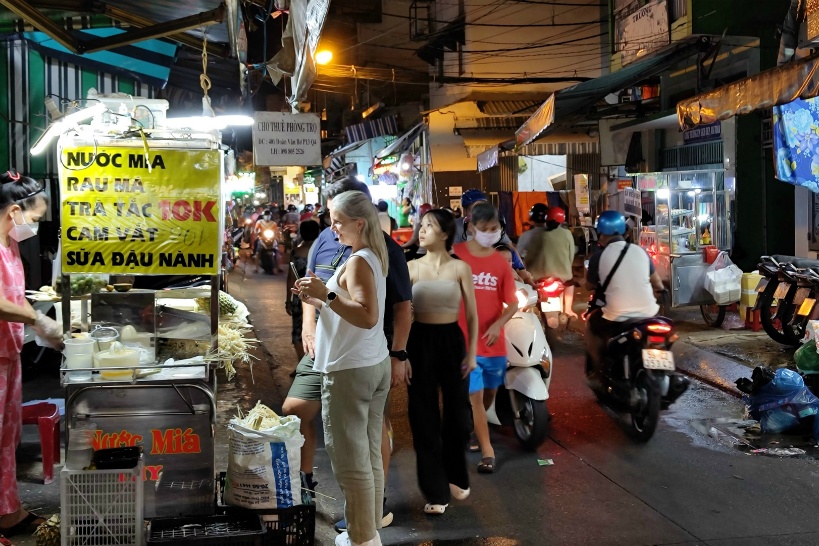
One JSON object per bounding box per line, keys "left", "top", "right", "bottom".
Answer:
{"left": 147, "top": 514, "right": 266, "bottom": 546}
{"left": 60, "top": 460, "right": 144, "bottom": 546}
{"left": 217, "top": 473, "right": 316, "bottom": 546}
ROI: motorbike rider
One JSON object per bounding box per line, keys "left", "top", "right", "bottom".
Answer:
{"left": 584, "top": 210, "right": 664, "bottom": 389}
{"left": 524, "top": 206, "right": 578, "bottom": 322}
{"left": 515, "top": 203, "right": 548, "bottom": 258}
{"left": 253, "top": 209, "right": 282, "bottom": 273}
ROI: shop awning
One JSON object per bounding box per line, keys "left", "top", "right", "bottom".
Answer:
{"left": 23, "top": 29, "right": 178, "bottom": 88}
{"left": 328, "top": 140, "right": 368, "bottom": 158}
{"left": 516, "top": 36, "right": 711, "bottom": 147}
{"left": 375, "top": 122, "right": 425, "bottom": 160}
{"left": 676, "top": 52, "right": 819, "bottom": 130}
{"left": 344, "top": 115, "right": 399, "bottom": 144}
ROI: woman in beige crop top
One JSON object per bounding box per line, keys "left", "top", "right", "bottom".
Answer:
{"left": 405, "top": 208, "right": 478, "bottom": 516}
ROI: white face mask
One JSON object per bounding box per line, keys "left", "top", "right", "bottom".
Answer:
{"left": 473, "top": 228, "right": 499, "bottom": 248}
{"left": 9, "top": 212, "right": 38, "bottom": 242}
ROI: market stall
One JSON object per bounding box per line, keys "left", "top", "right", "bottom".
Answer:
{"left": 53, "top": 135, "right": 232, "bottom": 518}
{"left": 636, "top": 169, "right": 734, "bottom": 324}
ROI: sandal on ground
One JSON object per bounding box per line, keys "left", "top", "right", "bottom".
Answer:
{"left": 0, "top": 533, "right": 11, "bottom": 546}
{"left": 0, "top": 512, "right": 46, "bottom": 537}
{"left": 424, "top": 503, "right": 448, "bottom": 515}
{"left": 468, "top": 433, "right": 480, "bottom": 453}
{"left": 449, "top": 483, "right": 471, "bottom": 500}
{"left": 477, "top": 457, "right": 495, "bottom": 474}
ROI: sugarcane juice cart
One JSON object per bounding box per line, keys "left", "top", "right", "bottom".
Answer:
{"left": 636, "top": 170, "right": 733, "bottom": 326}
{"left": 57, "top": 136, "right": 226, "bottom": 518}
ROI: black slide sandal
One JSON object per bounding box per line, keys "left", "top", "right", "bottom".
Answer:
{"left": 0, "top": 512, "right": 46, "bottom": 537}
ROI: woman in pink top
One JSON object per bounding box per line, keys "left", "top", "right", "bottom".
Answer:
{"left": 0, "top": 171, "right": 62, "bottom": 538}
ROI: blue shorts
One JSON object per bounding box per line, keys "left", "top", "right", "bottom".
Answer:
{"left": 469, "top": 356, "right": 507, "bottom": 394}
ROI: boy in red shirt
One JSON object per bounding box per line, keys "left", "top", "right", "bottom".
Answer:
{"left": 454, "top": 202, "right": 518, "bottom": 474}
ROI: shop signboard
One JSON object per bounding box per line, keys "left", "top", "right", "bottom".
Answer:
{"left": 683, "top": 121, "right": 721, "bottom": 144}
{"left": 450, "top": 186, "right": 463, "bottom": 197}
{"left": 59, "top": 146, "right": 222, "bottom": 275}
{"left": 574, "top": 173, "right": 590, "bottom": 214}
{"left": 623, "top": 187, "right": 642, "bottom": 216}
{"left": 617, "top": 179, "right": 633, "bottom": 190}
{"left": 617, "top": 0, "right": 669, "bottom": 66}
{"left": 253, "top": 112, "right": 322, "bottom": 166}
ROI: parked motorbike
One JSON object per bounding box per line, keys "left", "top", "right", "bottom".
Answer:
{"left": 487, "top": 281, "right": 552, "bottom": 450}
{"left": 586, "top": 308, "right": 689, "bottom": 442}
{"left": 257, "top": 228, "right": 280, "bottom": 274}
{"left": 537, "top": 277, "right": 566, "bottom": 329}
{"left": 756, "top": 255, "right": 819, "bottom": 346}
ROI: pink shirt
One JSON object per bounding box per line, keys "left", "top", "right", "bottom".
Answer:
{"left": 0, "top": 240, "right": 26, "bottom": 358}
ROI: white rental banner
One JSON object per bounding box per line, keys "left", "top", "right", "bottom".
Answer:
{"left": 253, "top": 112, "right": 322, "bottom": 166}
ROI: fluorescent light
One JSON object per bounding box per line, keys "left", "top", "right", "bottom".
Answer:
{"left": 656, "top": 188, "right": 670, "bottom": 200}
{"left": 31, "top": 103, "right": 107, "bottom": 156}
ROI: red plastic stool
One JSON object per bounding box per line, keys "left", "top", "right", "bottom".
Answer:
{"left": 21, "top": 402, "right": 60, "bottom": 485}
{"left": 745, "top": 307, "right": 762, "bottom": 332}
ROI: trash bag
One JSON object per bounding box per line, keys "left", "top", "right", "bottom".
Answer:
{"left": 736, "top": 366, "right": 775, "bottom": 395}
{"left": 704, "top": 252, "right": 741, "bottom": 305}
{"left": 795, "top": 339, "right": 819, "bottom": 374}
{"left": 744, "top": 368, "right": 819, "bottom": 434}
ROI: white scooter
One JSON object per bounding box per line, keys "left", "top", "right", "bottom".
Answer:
{"left": 487, "top": 281, "right": 553, "bottom": 450}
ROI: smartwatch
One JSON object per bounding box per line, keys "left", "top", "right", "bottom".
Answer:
{"left": 389, "top": 349, "right": 408, "bottom": 361}
{"left": 325, "top": 291, "right": 337, "bottom": 308}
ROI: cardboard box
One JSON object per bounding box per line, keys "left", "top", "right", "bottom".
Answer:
{"left": 740, "top": 273, "right": 764, "bottom": 308}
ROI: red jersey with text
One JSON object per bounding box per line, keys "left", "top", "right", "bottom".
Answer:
{"left": 454, "top": 242, "right": 517, "bottom": 357}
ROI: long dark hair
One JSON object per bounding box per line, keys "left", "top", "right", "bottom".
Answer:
{"left": 422, "top": 209, "right": 456, "bottom": 251}
{"left": 0, "top": 170, "right": 46, "bottom": 212}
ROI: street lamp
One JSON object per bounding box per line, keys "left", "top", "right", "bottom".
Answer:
{"left": 316, "top": 50, "right": 333, "bottom": 65}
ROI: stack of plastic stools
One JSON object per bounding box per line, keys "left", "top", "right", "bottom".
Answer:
{"left": 744, "top": 307, "right": 762, "bottom": 332}
{"left": 21, "top": 402, "right": 60, "bottom": 484}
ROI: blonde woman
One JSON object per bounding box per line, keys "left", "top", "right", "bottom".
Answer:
{"left": 294, "top": 190, "right": 390, "bottom": 546}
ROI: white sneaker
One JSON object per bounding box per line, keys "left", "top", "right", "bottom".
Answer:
{"left": 449, "top": 483, "right": 471, "bottom": 500}
{"left": 335, "top": 531, "right": 383, "bottom": 546}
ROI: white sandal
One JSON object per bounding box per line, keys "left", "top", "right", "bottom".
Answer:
{"left": 449, "top": 483, "right": 470, "bottom": 501}
{"left": 423, "top": 503, "right": 448, "bottom": 515}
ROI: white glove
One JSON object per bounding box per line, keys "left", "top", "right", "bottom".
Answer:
{"left": 33, "top": 311, "right": 64, "bottom": 349}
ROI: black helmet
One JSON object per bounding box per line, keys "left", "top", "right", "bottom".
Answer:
{"left": 529, "top": 203, "right": 548, "bottom": 223}
{"left": 287, "top": 204, "right": 297, "bottom": 212}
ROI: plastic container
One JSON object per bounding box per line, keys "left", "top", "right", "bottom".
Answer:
{"left": 703, "top": 245, "right": 719, "bottom": 264}
{"left": 64, "top": 338, "right": 95, "bottom": 356}
{"left": 90, "top": 326, "right": 119, "bottom": 351}
{"left": 60, "top": 458, "right": 144, "bottom": 546}
{"left": 147, "top": 514, "right": 266, "bottom": 546}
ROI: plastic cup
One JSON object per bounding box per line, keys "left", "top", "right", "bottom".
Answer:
{"left": 64, "top": 338, "right": 96, "bottom": 356}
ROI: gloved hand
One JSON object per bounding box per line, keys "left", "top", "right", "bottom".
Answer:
{"left": 33, "top": 311, "right": 64, "bottom": 350}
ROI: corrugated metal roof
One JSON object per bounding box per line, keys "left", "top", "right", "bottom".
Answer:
{"left": 476, "top": 100, "right": 540, "bottom": 117}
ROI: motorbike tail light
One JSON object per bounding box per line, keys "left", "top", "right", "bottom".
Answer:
{"left": 538, "top": 279, "right": 564, "bottom": 298}
{"left": 632, "top": 329, "right": 642, "bottom": 341}
{"left": 646, "top": 324, "right": 672, "bottom": 334}
{"left": 648, "top": 335, "right": 666, "bottom": 344}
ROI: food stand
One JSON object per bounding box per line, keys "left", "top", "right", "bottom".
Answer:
{"left": 57, "top": 136, "right": 226, "bottom": 518}
{"left": 636, "top": 169, "right": 733, "bottom": 324}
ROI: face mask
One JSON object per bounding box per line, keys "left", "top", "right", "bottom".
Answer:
{"left": 9, "top": 212, "right": 38, "bottom": 242}
{"left": 474, "top": 228, "right": 499, "bottom": 248}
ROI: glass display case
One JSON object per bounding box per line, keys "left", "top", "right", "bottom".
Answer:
{"left": 636, "top": 170, "right": 734, "bottom": 308}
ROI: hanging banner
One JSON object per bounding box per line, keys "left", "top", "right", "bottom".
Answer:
{"left": 60, "top": 146, "right": 223, "bottom": 275}
{"left": 253, "top": 112, "right": 322, "bottom": 166}
{"left": 574, "top": 173, "right": 590, "bottom": 214}
{"left": 617, "top": 0, "right": 669, "bottom": 67}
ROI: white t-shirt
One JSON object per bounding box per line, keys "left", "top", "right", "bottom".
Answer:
{"left": 597, "top": 241, "right": 659, "bottom": 321}
{"left": 516, "top": 226, "right": 545, "bottom": 258}
{"left": 313, "top": 248, "right": 389, "bottom": 373}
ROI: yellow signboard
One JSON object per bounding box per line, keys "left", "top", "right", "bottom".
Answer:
{"left": 60, "top": 146, "right": 222, "bottom": 275}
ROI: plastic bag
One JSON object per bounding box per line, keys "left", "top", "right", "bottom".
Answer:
{"left": 225, "top": 416, "right": 305, "bottom": 509}
{"left": 745, "top": 368, "right": 819, "bottom": 434}
{"left": 704, "top": 251, "right": 741, "bottom": 304}
{"left": 795, "top": 339, "right": 819, "bottom": 374}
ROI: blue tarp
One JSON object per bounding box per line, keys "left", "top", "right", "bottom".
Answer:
{"left": 773, "top": 98, "right": 819, "bottom": 192}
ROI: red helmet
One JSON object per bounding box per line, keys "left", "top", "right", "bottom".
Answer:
{"left": 418, "top": 203, "right": 433, "bottom": 217}
{"left": 546, "top": 206, "right": 566, "bottom": 224}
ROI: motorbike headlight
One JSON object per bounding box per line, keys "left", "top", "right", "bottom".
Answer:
{"left": 515, "top": 289, "right": 529, "bottom": 308}
{"left": 263, "top": 229, "right": 275, "bottom": 239}
{"left": 540, "top": 348, "right": 552, "bottom": 378}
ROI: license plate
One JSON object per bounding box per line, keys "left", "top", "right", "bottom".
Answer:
{"left": 798, "top": 298, "right": 816, "bottom": 317}
{"left": 642, "top": 349, "right": 675, "bottom": 371}
{"left": 540, "top": 298, "right": 562, "bottom": 313}
{"left": 755, "top": 278, "right": 769, "bottom": 293}
{"left": 774, "top": 282, "right": 792, "bottom": 299}
{"left": 794, "top": 287, "right": 812, "bottom": 306}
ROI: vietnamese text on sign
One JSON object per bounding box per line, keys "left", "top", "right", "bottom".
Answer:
{"left": 253, "top": 112, "right": 322, "bottom": 166}
{"left": 59, "top": 146, "right": 223, "bottom": 275}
